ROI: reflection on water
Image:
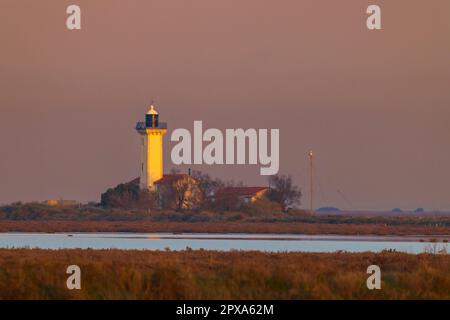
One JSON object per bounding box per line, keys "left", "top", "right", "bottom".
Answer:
{"left": 0, "top": 233, "right": 447, "bottom": 254}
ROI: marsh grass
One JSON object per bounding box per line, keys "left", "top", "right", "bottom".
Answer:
{"left": 0, "top": 249, "right": 448, "bottom": 300}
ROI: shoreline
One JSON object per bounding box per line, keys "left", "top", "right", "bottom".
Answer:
{"left": 1, "top": 231, "right": 449, "bottom": 243}
{"left": 0, "top": 220, "right": 449, "bottom": 236}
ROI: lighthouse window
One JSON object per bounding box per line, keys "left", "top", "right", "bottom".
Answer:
{"left": 145, "top": 115, "right": 152, "bottom": 127}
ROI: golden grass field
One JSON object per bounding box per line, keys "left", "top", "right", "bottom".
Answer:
{"left": 0, "top": 249, "right": 448, "bottom": 300}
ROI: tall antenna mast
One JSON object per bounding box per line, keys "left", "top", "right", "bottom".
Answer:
{"left": 309, "top": 150, "right": 314, "bottom": 214}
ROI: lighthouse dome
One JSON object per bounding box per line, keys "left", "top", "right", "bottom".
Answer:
{"left": 147, "top": 105, "right": 158, "bottom": 115}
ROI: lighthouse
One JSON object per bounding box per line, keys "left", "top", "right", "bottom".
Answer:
{"left": 136, "top": 105, "right": 167, "bottom": 190}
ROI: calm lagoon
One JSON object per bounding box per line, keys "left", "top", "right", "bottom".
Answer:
{"left": 0, "top": 233, "right": 447, "bottom": 253}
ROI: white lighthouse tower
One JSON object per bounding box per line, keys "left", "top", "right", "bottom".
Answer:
{"left": 135, "top": 105, "right": 167, "bottom": 190}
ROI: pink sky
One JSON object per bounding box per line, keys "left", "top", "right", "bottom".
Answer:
{"left": 0, "top": 0, "right": 449, "bottom": 210}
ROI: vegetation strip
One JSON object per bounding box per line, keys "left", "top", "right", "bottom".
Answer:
{"left": 0, "top": 249, "right": 448, "bottom": 299}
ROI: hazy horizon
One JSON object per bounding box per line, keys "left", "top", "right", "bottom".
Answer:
{"left": 1, "top": 0, "right": 450, "bottom": 211}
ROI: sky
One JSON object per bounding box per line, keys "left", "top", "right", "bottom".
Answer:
{"left": 0, "top": 0, "right": 449, "bottom": 211}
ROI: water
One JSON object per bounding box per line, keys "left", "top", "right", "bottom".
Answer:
{"left": 0, "top": 233, "right": 447, "bottom": 253}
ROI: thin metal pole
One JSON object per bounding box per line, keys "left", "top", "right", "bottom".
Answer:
{"left": 310, "top": 151, "right": 313, "bottom": 214}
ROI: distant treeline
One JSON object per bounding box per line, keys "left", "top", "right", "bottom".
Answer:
{"left": 1, "top": 201, "right": 450, "bottom": 228}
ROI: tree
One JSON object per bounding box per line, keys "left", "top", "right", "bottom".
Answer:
{"left": 158, "top": 175, "right": 203, "bottom": 211}
{"left": 172, "top": 176, "right": 193, "bottom": 211}
{"left": 191, "top": 170, "right": 224, "bottom": 209}
{"left": 267, "top": 174, "right": 302, "bottom": 212}
{"left": 100, "top": 179, "right": 158, "bottom": 210}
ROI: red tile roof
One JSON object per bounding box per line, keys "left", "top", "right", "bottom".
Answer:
{"left": 216, "top": 187, "right": 268, "bottom": 197}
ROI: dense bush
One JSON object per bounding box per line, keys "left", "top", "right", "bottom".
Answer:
{"left": 242, "top": 198, "right": 283, "bottom": 216}
{"left": 1, "top": 201, "right": 450, "bottom": 229}
{"left": 100, "top": 179, "right": 158, "bottom": 210}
